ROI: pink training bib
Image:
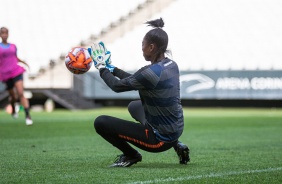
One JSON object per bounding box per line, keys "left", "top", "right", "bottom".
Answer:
{"left": 0, "top": 43, "right": 25, "bottom": 82}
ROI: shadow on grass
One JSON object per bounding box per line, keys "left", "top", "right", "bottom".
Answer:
{"left": 101, "top": 162, "right": 196, "bottom": 169}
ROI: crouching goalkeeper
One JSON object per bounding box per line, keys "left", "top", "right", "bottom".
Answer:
{"left": 88, "top": 18, "right": 190, "bottom": 167}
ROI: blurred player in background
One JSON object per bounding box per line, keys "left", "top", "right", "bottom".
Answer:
{"left": 89, "top": 18, "right": 190, "bottom": 167}
{"left": 0, "top": 27, "right": 33, "bottom": 125}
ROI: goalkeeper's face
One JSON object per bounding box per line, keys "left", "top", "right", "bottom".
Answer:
{"left": 142, "top": 38, "right": 155, "bottom": 61}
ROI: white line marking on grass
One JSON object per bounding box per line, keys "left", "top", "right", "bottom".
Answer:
{"left": 128, "top": 167, "right": 282, "bottom": 184}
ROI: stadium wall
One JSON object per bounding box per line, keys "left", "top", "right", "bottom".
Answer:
{"left": 1, "top": 70, "right": 282, "bottom": 108}
{"left": 84, "top": 70, "right": 282, "bottom": 100}
{"left": 82, "top": 70, "right": 282, "bottom": 107}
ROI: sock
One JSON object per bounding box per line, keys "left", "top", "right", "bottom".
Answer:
{"left": 11, "top": 103, "right": 16, "bottom": 114}
{"left": 173, "top": 141, "right": 181, "bottom": 152}
{"left": 24, "top": 108, "right": 31, "bottom": 119}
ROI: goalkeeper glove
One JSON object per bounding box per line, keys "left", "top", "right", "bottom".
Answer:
{"left": 104, "top": 64, "right": 115, "bottom": 72}
{"left": 87, "top": 41, "right": 111, "bottom": 70}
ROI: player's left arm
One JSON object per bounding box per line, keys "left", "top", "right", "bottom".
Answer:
{"left": 18, "top": 58, "right": 29, "bottom": 66}
{"left": 100, "top": 65, "right": 160, "bottom": 92}
{"left": 113, "top": 67, "right": 132, "bottom": 79}
{"left": 100, "top": 68, "right": 135, "bottom": 92}
{"left": 15, "top": 46, "right": 30, "bottom": 69}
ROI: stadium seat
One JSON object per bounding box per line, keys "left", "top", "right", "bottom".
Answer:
{"left": 0, "top": 0, "right": 146, "bottom": 74}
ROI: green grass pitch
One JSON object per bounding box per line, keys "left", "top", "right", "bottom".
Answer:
{"left": 0, "top": 107, "right": 281, "bottom": 183}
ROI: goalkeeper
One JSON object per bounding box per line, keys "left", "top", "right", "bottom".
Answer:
{"left": 88, "top": 18, "right": 190, "bottom": 167}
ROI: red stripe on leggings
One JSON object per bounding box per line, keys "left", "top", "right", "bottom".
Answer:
{"left": 118, "top": 134, "right": 164, "bottom": 148}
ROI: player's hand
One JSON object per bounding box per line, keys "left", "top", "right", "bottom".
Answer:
{"left": 104, "top": 54, "right": 115, "bottom": 72}
{"left": 87, "top": 41, "right": 111, "bottom": 70}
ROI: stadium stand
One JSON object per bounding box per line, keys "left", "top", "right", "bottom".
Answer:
{"left": 0, "top": 0, "right": 174, "bottom": 109}
{"left": 0, "top": 0, "right": 147, "bottom": 75}
{"left": 1, "top": 0, "right": 282, "bottom": 109}
{"left": 108, "top": 0, "right": 282, "bottom": 71}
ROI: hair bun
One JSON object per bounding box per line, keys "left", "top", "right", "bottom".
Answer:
{"left": 145, "top": 18, "right": 164, "bottom": 28}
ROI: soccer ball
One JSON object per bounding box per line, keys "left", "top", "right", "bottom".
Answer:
{"left": 65, "top": 47, "right": 92, "bottom": 74}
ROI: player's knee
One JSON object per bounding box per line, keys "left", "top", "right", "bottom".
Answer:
{"left": 94, "top": 115, "right": 109, "bottom": 132}
{"left": 18, "top": 93, "right": 25, "bottom": 99}
{"left": 9, "top": 95, "right": 17, "bottom": 102}
{"left": 128, "top": 101, "right": 134, "bottom": 109}
{"left": 128, "top": 100, "right": 139, "bottom": 111}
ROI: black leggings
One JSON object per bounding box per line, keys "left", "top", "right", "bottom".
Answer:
{"left": 94, "top": 100, "right": 177, "bottom": 156}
